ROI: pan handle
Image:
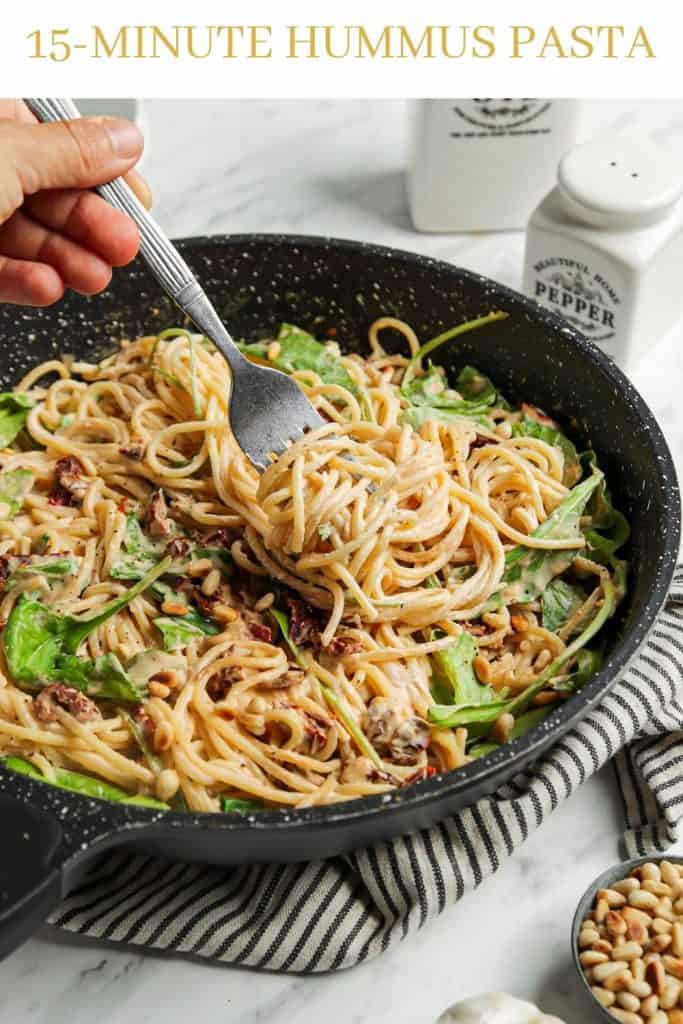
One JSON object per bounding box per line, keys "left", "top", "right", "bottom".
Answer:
{"left": 0, "top": 795, "right": 65, "bottom": 959}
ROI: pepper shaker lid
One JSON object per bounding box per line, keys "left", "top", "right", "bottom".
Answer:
{"left": 557, "top": 137, "right": 683, "bottom": 230}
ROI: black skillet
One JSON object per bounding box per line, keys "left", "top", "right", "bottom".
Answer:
{"left": 0, "top": 234, "right": 679, "bottom": 959}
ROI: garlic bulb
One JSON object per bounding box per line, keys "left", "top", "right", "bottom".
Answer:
{"left": 436, "top": 992, "right": 566, "bottom": 1024}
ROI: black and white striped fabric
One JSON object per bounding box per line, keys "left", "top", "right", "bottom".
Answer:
{"left": 48, "top": 572, "right": 683, "bottom": 972}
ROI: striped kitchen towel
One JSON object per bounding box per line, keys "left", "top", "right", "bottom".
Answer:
{"left": 48, "top": 570, "right": 683, "bottom": 972}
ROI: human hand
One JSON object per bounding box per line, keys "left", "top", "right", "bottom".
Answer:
{"left": 0, "top": 99, "right": 152, "bottom": 306}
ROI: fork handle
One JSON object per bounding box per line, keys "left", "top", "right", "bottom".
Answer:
{"left": 23, "top": 97, "right": 247, "bottom": 374}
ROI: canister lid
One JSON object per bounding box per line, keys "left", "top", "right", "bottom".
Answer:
{"left": 558, "top": 137, "right": 683, "bottom": 229}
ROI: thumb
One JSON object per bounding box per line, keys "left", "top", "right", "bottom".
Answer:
{"left": 2, "top": 117, "right": 143, "bottom": 197}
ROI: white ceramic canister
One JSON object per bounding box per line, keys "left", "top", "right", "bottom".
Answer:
{"left": 523, "top": 136, "right": 683, "bottom": 368}
{"left": 408, "top": 99, "right": 581, "bottom": 232}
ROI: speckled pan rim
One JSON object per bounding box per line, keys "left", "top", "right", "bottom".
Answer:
{"left": 0, "top": 232, "right": 679, "bottom": 841}
{"left": 571, "top": 855, "right": 683, "bottom": 1021}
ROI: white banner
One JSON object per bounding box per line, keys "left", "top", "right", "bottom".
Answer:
{"left": 0, "top": 1, "right": 681, "bottom": 98}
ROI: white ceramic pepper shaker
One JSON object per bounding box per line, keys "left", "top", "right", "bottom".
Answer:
{"left": 408, "top": 99, "right": 581, "bottom": 232}
{"left": 523, "top": 136, "right": 683, "bottom": 368}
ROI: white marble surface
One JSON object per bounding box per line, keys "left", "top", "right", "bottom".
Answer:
{"left": 2, "top": 98, "right": 683, "bottom": 1024}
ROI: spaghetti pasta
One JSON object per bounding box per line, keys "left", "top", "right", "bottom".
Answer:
{"left": 0, "top": 317, "right": 627, "bottom": 812}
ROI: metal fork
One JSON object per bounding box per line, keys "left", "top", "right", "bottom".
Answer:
{"left": 24, "top": 97, "right": 324, "bottom": 471}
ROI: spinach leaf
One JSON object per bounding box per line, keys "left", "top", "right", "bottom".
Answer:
{"left": 401, "top": 364, "right": 494, "bottom": 419}
{"left": 239, "top": 323, "right": 357, "bottom": 395}
{"left": 0, "top": 393, "right": 33, "bottom": 448}
{"left": 0, "top": 755, "right": 168, "bottom": 808}
{"left": 150, "top": 581, "right": 220, "bottom": 636}
{"left": 110, "top": 513, "right": 164, "bottom": 580}
{"left": 154, "top": 616, "right": 206, "bottom": 651}
{"left": 402, "top": 405, "right": 493, "bottom": 431}
{"left": 4, "top": 556, "right": 171, "bottom": 684}
{"left": 455, "top": 366, "right": 498, "bottom": 406}
{"left": 512, "top": 415, "right": 581, "bottom": 487}
{"left": 551, "top": 647, "right": 603, "bottom": 693}
{"left": 0, "top": 468, "right": 33, "bottom": 519}
{"left": 431, "top": 633, "right": 495, "bottom": 707}
{"left": 541, "top": 578, "right": 585, "bottom": 634}
{"left": 581, "top": 452, "right": 630, "bottom": 562}
{"left": 54, "top": 652, "right": 146, "bottom": 703}
{"left": 500, "top": 469, "right": 603, "bottom": 605}
{"left": 221, "top": 797, "right": 266, "bottom": 814}
{"left": 401, "top": 312, "right": 509, "bottom": 392}
{"left": 430, "top": 571, "right": 616, "bottom": 730}
{"left": 15, "top": 556, "right": 78, "bottom": 579}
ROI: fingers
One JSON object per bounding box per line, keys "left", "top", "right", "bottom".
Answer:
{"left": 0, "top": 99, "right": 36, "bottom": 123}
{"left": 25, "top": 191, "right": 140, "bottom": 267}
{"left": 1, "top": 117, "right": 143, "bottom": 203}
{"left": 0, "top": 256, "right": 63, "bottom": 306}
{"left": 0, "top": 209, "right": 113, "bottom": 295}
{"left": 125, "top": 168, "right": 153, "bottom": 210}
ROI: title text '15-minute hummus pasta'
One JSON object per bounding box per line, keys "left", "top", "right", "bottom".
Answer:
{"left": 0, "top": 313, "right": 628, "bottom": 812}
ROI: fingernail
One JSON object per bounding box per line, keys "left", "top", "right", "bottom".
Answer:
{"left": 104, "top": 118, "right": 143, "bottom": 160}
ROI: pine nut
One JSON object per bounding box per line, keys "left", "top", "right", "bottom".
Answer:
{"left": 627, "top": 920, "right": 649, "bottom": 945}
{"left": 472, "top": 655, "right": 491, "bottom": 682}
{"left": 254, "top": 591, "right": 275, "bottom": 612}
{"left": 624, "top": 907, "right": 653, "bottom": 929}
{"left": 187, "top": 558, "right": 213, "bottom": 577}
{"left": 593, "top": 961, "right": 630, "bottom": 983}
{"left": 213, "top": 603, "right": 238, "bottom": 623}
{"left": 626, "top": 979, "right": 651, "bottom": 998}
{"left": 606, "top": 1010, "right": 643, "bottom": 1024}
{"left": 600, "top": 888, "right": 628, "bottom": 908}
{"left": 581, "top": 950, "right": 609, "bottom": 967}
{"left": 605, "top": 970, "right": 633, "bottom": 993}
{"left": 648, "top": 1013, "right": 667, "bottom": 1024}
{"left": 593, "top": 939, "right": 614, "bottom": 955}
{"left": 672, "top": 922, "right": 683, "bottom": 957}
{"left": 612, "top": 942, "right": 643, "bottom": 961}
{"left": 642, "top": 863, "right": 663, "bottom": 883}
{"left": 492, "top": 712, "right": 514, "bottom": 744}
{"left": 153, "top": 721, "right": 173, "bottom": 752}
{"left": 616, "top": 992, "right": 641, "bottom": 1012}
{"left": 661, "top": 862, "right": 680, "bottom": 887}
{"left": 267, "top": 341, "right": 281, "bottom": 361}
{"left": 613, "top": 879, "right": 641, "bottom": 896}
{"left": 630, "top": 890, "right": 659, "bottom": 912}
{"left": 674, "top": 897, "right": 683, "bottom": 915}
{"left": 161, "top": 599, "right": 188, "bottom": 617}
{"left": 656, "top": 897, "right": 674, "bottom": 919}
{"left": 201, "top": 569, "right": 221, "bottom": 597}
{"left": 606, "top": 911, "right": 628, "bottom": 937}
{"left": 668, "top": 1011, "right": 683, "bottom": 1024}
{"left": 580, "top": 928, "right": 601, "bottom": 947}
{"left": 152, "top": 669, "right": 180, "bottom": 689}
{"left": 659, "top": 977, "right": 681, "bottom": 1009}
{"left": 643, "top": 881, "right": 672, "bottom": 898}
{"left": 648, "top": 934, "right": 671, "bottom": 954}
{"left": 639, "top": 994, "right": 658, "bottom": 1017}
{"left": 631, "top": 959, "right": 646, "bottom": 982}
{"left": 592, "top": 986, "right": 616, "bottom": 1008}
{"left": 662, "top": 955, "right": 683, "bottom": 980}
{"left": 155, "top": 768, "right": 180, "bottom": 802}
{"left": 148, "top": 681, "right": 170, "bottom": 699}
{"left": 651, "top": 918, "right": 673, "bottom": 935}
{"left": 646, "top": 959, "right": 666, "bottom": 995}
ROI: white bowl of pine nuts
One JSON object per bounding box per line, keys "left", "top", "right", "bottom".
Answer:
{"left": 572, "top": 856, "right": 683, "bottom": 1024}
